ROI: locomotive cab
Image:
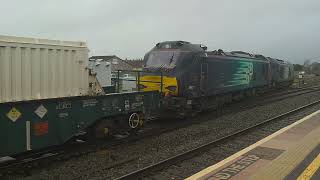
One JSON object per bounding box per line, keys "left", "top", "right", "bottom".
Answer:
{"left": 139, "top": 41, "right": 205, "bottom": 96}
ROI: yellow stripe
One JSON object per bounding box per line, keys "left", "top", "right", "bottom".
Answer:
{"left": 139, "top": 75, "right": 178, "bottom": 96}
{"left": 297, "top": 153, "right": 320, "bottom": 180}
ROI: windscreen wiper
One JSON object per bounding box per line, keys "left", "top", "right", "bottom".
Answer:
{"left": 169, "top": 53, "right": 174, "bottom": 64}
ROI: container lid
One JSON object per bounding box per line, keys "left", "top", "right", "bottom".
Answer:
{"left": 0, "top": 35, "right": 87, "bottom": 47}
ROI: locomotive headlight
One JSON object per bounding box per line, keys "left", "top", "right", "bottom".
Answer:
{"left": 166, "top": 86, "right": 177, "bottom": 92}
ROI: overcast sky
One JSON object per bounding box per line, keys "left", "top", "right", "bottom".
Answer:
{"left": 0, "top": 0, "right": 319, "bottom": 64}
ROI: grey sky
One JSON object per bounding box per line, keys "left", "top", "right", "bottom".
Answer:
{"left": 0, "top": 0, "right": 319, "bottom": 64}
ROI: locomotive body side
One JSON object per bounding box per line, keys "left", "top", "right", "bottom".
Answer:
{"left": 269, "top": 58, "right": 294, "bottom": 87}
{"left": 179, "top": 54, "right": 270, "bottom": 98}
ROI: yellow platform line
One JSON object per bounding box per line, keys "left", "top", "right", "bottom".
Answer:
{"left": 186, "top": 110, "right": 320, "bottom": 180}
{"left": 297, "top": 153, "right": 320, "bottom": 180}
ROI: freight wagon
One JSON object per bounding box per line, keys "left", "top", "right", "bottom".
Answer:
{"left": 0, "top": 35, "right": 160, "bottom": 157}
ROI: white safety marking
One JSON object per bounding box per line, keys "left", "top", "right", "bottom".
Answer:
{"left": 186, "top": 110, "right": 320, "bottom": 180}
{"left": 35, "top": 104, "right": 48, "bottom": 119}
{"left": 125, "top": 100, "right": 130, "bottom": 111}
{"left": 26, "top": 121, "right": 31, "bottom": 151}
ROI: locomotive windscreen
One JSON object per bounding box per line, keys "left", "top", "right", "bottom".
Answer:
{"left": 145, "top": 51, "right": 180, "bottom": 69}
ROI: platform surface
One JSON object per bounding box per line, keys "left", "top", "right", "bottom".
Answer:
{"left": 187, "top": 110, "right": 320, "bottom": 180}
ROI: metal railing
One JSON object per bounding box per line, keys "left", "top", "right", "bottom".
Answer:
{"left": 112, "top": 70, "right": 164, "bottom": 94}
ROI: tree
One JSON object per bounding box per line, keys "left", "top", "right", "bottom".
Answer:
{"left": 310, "top": 62, "right": 320, "bottom": 75}
{"left": 293, "top": 64, "right": 304, "bottom": 71}
{"left": 303, "top": 59, "right": 312, "bottom": 73}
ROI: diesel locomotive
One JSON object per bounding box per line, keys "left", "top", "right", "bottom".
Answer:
{"left": 139, "top": 41, "right": 294, "bottom": 117}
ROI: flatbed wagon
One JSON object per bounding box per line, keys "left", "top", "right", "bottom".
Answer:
{"left": 0, "top": 91, "right": 160, "bottom": 157}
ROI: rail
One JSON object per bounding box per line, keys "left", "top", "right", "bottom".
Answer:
{"left": 116, "top": 99, "right": 320, "bottom": 180}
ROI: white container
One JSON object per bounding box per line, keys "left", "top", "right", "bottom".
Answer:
{"left": 0, "top": 35, "right": 89, "bottom": 103}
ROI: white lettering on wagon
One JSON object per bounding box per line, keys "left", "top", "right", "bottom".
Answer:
{"left": 56, "top": 102, "right": 72, "bottom": 110}
{"left": 58, "top": 112, "right": 69, "bottom": 118}
{"left": 131, "top": 102, "right": 144, "bottom": 109}
{"left": 82, "top": 99, "right": 98, "bottom": 107}
{"left": 124, "top": 100, "right": 130, "bottom": 111}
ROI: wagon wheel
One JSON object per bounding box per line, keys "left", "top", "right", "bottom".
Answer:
{"left": 128, "top": 113, "right": 140, "bottom": 129}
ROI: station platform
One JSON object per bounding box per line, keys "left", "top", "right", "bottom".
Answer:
{"left": 187, "top": 110, "right": 320, "bottom": 180}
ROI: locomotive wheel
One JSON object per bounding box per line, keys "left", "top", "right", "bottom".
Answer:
{"left": 128, "top": 113, "right": 141, "bottom": 129}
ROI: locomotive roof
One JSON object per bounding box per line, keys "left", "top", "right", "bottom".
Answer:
{"left": 154, "top": 41, "right": 205, "bottom": 51}
{"left": 208, "top": 49, "right": 268, "bottom": 61}
{"left": 209, "top": 49, "right": 292, "bottom": 65}
{"left": 266, "top": 57, "right": 291, "bottom": 65}
{"left": 150, "top": 41, "right": 291, "bottom": 65}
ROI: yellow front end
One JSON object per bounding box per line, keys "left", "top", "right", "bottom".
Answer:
{"left": 139, "top": 75, "right": 178, "bottom": 96}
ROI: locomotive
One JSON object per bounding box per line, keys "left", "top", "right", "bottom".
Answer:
{"left": 139, "top": 41, "right": 294, "bottom": 116}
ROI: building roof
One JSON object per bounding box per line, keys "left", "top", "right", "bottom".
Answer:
{"left": 90, "top": 55, "right": 117, "bottom": 61}
{"left": 90, "top": 55, "right": 133, "bottom": 72}
{"left": 123, "top": 59, "right": 144, "bottom": 69}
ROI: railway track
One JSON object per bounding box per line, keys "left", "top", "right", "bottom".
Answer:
{"left": 226, "top": 86, "right": 320, "bottom": 113}
{"left": 1, "top": 86, "right": 320, "bottom": 177}
{"left": 116, "top": 99, "right": 320, "bottom": 180}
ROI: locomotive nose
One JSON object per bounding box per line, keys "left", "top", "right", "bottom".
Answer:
{"left": 138, "top": 75, "right": 178, "bottom": 96}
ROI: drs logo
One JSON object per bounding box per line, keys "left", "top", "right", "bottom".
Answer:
{"left": 33, "top": 121, "right": 49, "bottom": 136}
